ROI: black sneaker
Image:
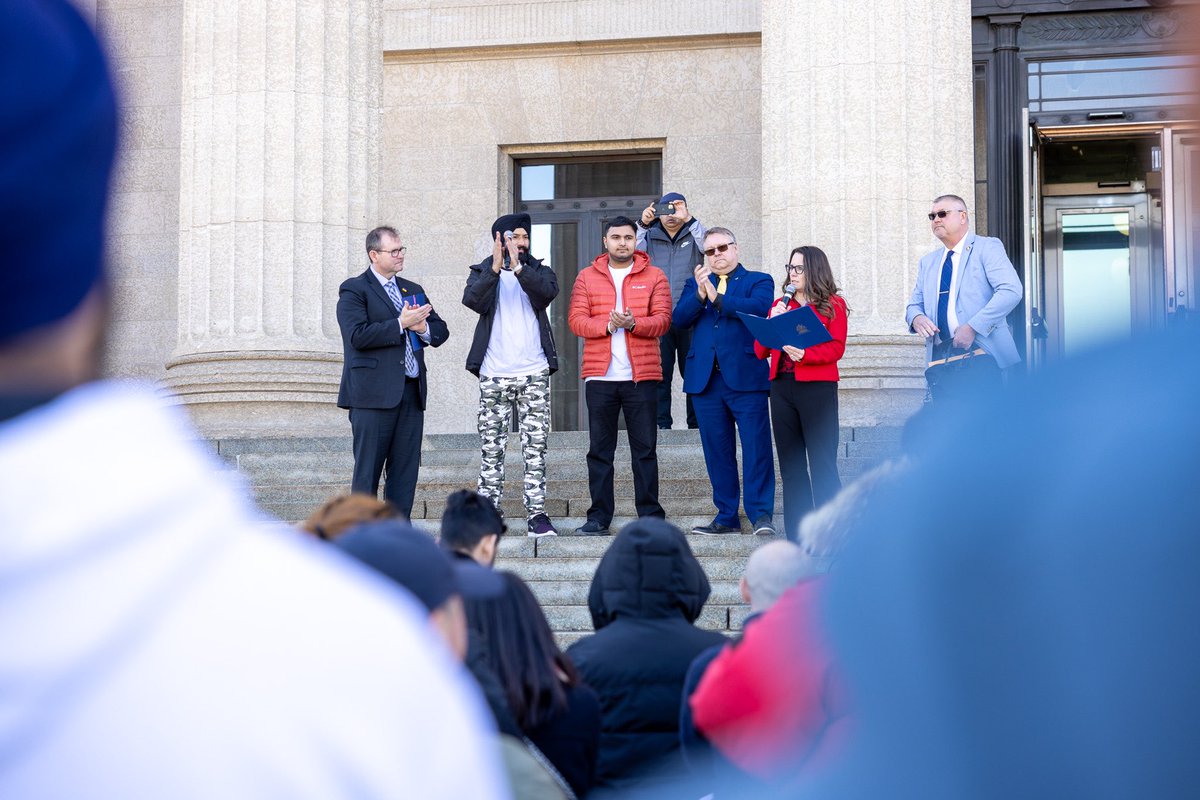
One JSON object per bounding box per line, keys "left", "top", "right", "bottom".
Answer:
{"left": 527, "top": 513, "right": 558, "bottom": 538}
{"left": 752, "top": 516, "right": 777, "bottom": 536}
{"left": 574, "top": 520, "right": 610, "bottom": 536}
{"left": 691, "top": 520, "right": 740, "bottom": 536}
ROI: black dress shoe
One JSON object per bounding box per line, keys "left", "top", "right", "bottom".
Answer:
{"left": 574, "top": 520, "right": 611, "bottom": 536}
{"left": 752, "top": 516, "right": 777, "bottom": 536}
{"left": 691, "top": 521, "right": 740, "bottom": 536}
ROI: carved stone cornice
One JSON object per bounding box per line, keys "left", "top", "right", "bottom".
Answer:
{"left": 1023, "top": 10, "right": 1181, "bottom": 41}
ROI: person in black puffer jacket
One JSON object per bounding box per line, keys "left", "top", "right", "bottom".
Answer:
{"left": 565, "top": 518, "right": 727, "bottom": 796}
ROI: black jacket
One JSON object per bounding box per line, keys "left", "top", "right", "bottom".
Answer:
{"left": 565, "top": 519, "right": 727, "bottom": 795}
{"left": 462, "top": 254, "right": 559, "bottom": 376}
{"left": 336, "top": 269, "right": 449, "bottom": 410}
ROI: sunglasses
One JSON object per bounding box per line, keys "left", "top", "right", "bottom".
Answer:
{"left": 703, "top": 243, "right": 734, "bottom": 257}
{"left": 927, "top": 209, "right": 965, "bottom": 221}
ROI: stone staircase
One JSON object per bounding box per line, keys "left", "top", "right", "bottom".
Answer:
{"left": 215, "top": 427, "right": 901, "bottom": 645}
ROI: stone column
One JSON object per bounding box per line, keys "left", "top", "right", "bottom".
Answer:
{"left": 761, "top": 0, "right": 976, "bottom": 424}
{"left": 164, "top": 0, "right": 380, "bottom": 437}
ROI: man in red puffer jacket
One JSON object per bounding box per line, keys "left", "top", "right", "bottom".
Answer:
{"left": 568, "top": 216, "right": 673, "bottom": 536}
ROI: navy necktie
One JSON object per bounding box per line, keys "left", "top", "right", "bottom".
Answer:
{"left": 936, "top": 249, "right": 954, "bottom": 345}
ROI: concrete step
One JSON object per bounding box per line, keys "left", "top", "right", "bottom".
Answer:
{"left": 524, "top": 579, "right": 744, "bottom": 607}
{"left": 213, "top": 427, "right": 899, "bottom": 457}
{"left": 217, "top": 426, "right": 898, "bottom": 640}
{"left": 540, "top": 603, "right": 737, "bottom": 634}
{"left": 500, "top": 554, "right": 753, "bottom": 582}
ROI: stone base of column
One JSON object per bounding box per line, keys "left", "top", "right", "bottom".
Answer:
{"left": 162, "top": 350, "right": 346, "bottom": 438}
{"left": 837, "top": 336, "right": 927, "bottom": 427}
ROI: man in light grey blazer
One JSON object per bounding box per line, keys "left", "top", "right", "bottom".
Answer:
{"left": 906, "top": 195, "right": 1022, "bottom": 395}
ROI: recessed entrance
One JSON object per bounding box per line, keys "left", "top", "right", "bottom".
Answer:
{"left": 1024, "top": 123, "right": 1195, "bottom": 367}
{"left": 514, "top": 155, "right": 662, "bottom": 431}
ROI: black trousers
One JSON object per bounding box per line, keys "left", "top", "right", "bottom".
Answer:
{"left": 349, "top": 377, "right": 423, "bottom": 519}
{"left": 657, "top": 324, "right": 697, "bottom": 429}
{"left": 769, "top": 378, "right": 841, "bottom": 541}
{"left": 585, "top": 380, "right": 665, "bottom": 527}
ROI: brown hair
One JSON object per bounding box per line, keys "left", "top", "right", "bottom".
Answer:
{"left": 782, "top": 245, "right": 846, "bottom": 320}
{"left": 299, "top": 493, "right": 401, "bottom": 541}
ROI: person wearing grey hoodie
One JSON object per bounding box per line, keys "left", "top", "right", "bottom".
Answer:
{"left": 637, "top": 192, "right": 706, "bottom": 430}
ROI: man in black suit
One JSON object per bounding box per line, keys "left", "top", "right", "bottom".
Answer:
{"left": 337, "top": 226, "right": 449, "bottom": 518}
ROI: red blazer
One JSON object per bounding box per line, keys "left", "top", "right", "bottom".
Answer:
{"left": 754, "top": 294, "right": 848, "bottom": 382}
{"left": 568, "top": 250, "right": 672, "bottom": 382}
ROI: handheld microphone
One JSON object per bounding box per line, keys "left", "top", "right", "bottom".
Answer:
{"left": 501, "top": 231, "right": 515, "bottom": 270}
{"left": 783, "top": 284, "right": 797, "bottom": 301}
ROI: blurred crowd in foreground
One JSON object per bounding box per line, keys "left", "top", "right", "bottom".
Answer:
{"left": 3, "top": 1, "right": 1199, "bottom": 797}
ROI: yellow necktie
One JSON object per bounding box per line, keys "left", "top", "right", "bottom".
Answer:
{"left": 716, "top": 275, "right": 727, "bottom": 295}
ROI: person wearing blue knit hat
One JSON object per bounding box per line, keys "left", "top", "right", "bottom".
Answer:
{"left": 0, "top": 3, "right": 507, "bottom": 798}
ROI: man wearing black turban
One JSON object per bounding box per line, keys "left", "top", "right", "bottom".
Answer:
{"left": 463, "top": 213, "right": 561, "bottom": 537}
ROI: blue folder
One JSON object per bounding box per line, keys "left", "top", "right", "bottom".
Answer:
{"left": 737, "top": 306, "right": 832, "bottom": 351}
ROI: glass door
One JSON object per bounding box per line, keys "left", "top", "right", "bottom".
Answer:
{"left": 1042, "top": 195, "right": 1153, "bottom": 359}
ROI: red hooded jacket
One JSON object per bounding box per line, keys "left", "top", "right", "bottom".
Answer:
{"left": 568, "top": 250, "right": 672, "bottom": 382}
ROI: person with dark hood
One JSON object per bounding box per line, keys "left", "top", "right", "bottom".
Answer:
{"left": 565, "top": 518, "right": 727, "bottom": 794}
{"left": 795, "top": 323, "right": 1200, "bottom": 799}
{"left": 464, "top": 213, "right": 561, "bottom": 537}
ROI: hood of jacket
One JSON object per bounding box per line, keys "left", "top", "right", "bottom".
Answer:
{"left": 587, "top": 517, "right": 711, "bottom": 629}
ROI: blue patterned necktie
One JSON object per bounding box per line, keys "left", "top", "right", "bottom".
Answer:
{"left": 936, "top": 249, "right": 954, "bottom": 346}
{"left": 383, "top": 279, "right": 419, "bottom": 378}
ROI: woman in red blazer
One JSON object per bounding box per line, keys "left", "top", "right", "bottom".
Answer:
{"left": 754, "top": 246, "right": 848, "bottom": 541}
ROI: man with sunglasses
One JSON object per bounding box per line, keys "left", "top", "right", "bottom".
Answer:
{"left": 673, "top": 228, "right": 777, "bottom": 536}
{"left": 337, "top": 226, "right": 450, "bottom": 518}
{"left": 905, "top": 195, "right": 1022, "bottom": 399}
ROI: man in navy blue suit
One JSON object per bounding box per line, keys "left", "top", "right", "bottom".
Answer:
{"left": 337, "top": 226, "right": 449, "bottom": 519}
{"left": 673, "top": 227, "right": 777, "bottom": 536}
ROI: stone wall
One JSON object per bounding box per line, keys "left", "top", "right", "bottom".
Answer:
{"left": 95, "top": 0, "right": 184, "bottom": 383}
{"left": 381, "top": 34, "right": 763, "bottom": 433}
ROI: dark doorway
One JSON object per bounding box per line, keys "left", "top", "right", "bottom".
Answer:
{"left": 516, "top": 156, "right": 662, "bottom": 431}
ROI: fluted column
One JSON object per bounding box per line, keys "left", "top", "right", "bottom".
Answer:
{"left": 761, "top": 0, "right": 975, "bottom": 423}
{"left": 165, "top": 0, "right": 380, "bottom": 436}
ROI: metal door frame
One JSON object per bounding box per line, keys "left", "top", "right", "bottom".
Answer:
{"left": 1041, "top": 194, "right": 1152, "bottom": 360}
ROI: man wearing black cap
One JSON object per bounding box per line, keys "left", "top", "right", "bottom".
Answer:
{"left": 463, "top": 213, "right": 560, "bottom": 537}
{"left": 0, "top": 3, "right": 504, "bottom": 797}
{"left": 638, "top": 192, "right": 707, "bottom": 430}
{"left": 334, "top": 520, "right": 504, "bottom": 662}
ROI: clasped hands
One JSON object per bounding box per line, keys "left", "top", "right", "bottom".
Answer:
{"left": 491, "top": 231, "right": 523, "bottom": 275}
{"left": 607, "top": 308, "right": 635, "bottom": 335}
{"left": 693, "top": 263, "right": 718, "bottom": 302}
{"left": 912, "top": 314, "right": 976, "bottom": 349}
{"left": 399, "top": 301, "right": 432, "bottom": 333}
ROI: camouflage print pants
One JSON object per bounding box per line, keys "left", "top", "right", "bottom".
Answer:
{"left": 477, "top": 370, "right": 550, "bottom": 517}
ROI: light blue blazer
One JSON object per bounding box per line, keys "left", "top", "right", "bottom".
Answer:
{"left": 905, "top": 233, "right": 1022, "bottom": 368}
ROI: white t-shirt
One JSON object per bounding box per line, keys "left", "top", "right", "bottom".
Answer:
{"left": 588, "top": 264, "right": 633, "bottom": 382}
{"left": 480, "top": 269, "right": 548, "bottom": 378}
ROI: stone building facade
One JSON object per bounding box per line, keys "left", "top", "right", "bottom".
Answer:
{"left": 83, "top": 0, "right": 1194, "bottom": 438}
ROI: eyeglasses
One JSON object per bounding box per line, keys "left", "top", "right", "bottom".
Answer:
{"left": 927, "top": 209, "right": 966, "bottom": 221}
{"left": 373, "top": 247, "right": 407, "bottom": 258}
{"left": 703, "top": 243, "right": 735, "bottom": 257}
{"left": 786, "top": 264, "right": 806, "bottom": 274}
